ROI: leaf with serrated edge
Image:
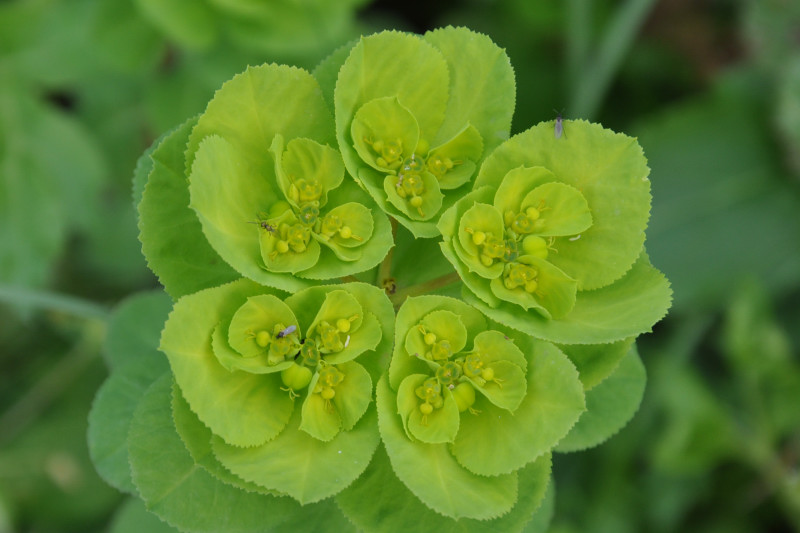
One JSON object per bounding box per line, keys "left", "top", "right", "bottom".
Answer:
{"left": 465, "top": 251, "right": 672, "bottom": 344}
{"left": 377, "top": 376, "right": 517, "bottom": 520}
{"left": 189, "top": 135, "right": 313, "bottom": 290}
{"left": 186, "top": 64, "right": 334, "bottom": 174}
{"left": 170, "top": 382, "right": 276, "bottom": 495}
{"left": 556, "top": 345, "right": 646, "bottom": 452}
{"left": 128, "top": 374, "right": 344, "bottom": 532}
{"left": 159, "top": 279, "right": 294, "bottom": 447}
{"left": 336, "top": 444, "right": 551, "bottom": 533}
{"left": 452, "top": 340, "right": 585, "bottom": 476}
{"left": 557, "top": 337, "right": 635, "bottom": 390}
{"left": 475, "top": 120, "right": 651, "bottom": 290}
{"left": 423, "top": 26, "right": 515, "bottom": 156}
{"left": 312, "top": 39, "right": 357, "bottom": 111}
{"left": 89, "top": 371, "right": 164, "bottom": 494}
{"left": 107, "top": 497, "right": 177, "bottom": 533}
{"left": 212, "top": 403, "right": 379, "bottom": 504}
{"left": 138, "top": 119, "right": 238, "bottom": 299}
{"left": 88, "top": 292, "right": 171, "bottom": 493}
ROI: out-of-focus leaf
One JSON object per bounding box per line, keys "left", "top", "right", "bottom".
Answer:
{"left": 109, "top": 497, "right": 177, "bottom": 533}
{"left": 103, "top": 290, "right": 172, "bottom": 371}
{"left": 637, "top": 71, "right": 800, "bottom": 313}
{"left": 135, "top": 0, "right": 218, "bottom": 50}
{"left": 649, "top": 357, "right": 736, "bottom": 474}
{"left": 3, "top": 0, "right": 104, "bottom": 86}
{"left": 75, "top": 196, "right": 153, "bottom": 290}
{"left": 88, "top": 291, "right": 171, "bottom": 492}
{"left": 0, "top": 0, "right": 48, "bottom": 56}
{"left": 722, "top": 280, "right": 800, "bottom": 438}
{"left": 128, "top": 374, "right": 355, "bottom": 532}
{"left": 743, "top": 0, "right": 800, "bottom": 74}
{"left": 556, "top": 346, "right": 646, "bottom": 452}
{"left": 0, "top": 81, "right": 105, "bottom": 288}
{"left": 216, "top": 0, "right": 357, "bottom": 60}
{"left": 776, "top": 55, "right": 800, "bottom": 177}
{"left": 1, "top": 362, "right": 119, "bottom": 530}
{"left": 91, "top": 0, "right": 164, "bottom": 73}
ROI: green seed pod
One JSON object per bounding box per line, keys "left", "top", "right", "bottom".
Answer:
{"left": 281, "top": 364, "right": 313, "bottom": 391}
{"left": 452, "top": 382, "right": 476, "bottom": 412}
{"left": 255, "top": 330, "right": 271, "bottom": 348}
{"left": 522, "top": 235, "right": 549, "bottom": 259}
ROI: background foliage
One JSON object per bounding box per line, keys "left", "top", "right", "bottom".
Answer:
{"left": 1, "top": 0, "right": 798, "bottom": 531}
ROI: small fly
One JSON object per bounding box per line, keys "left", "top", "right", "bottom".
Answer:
{"left": 249, "top": 220, "right": 276, "bottom": 233}
{"left": 553, "top": 109, "right": 565, "bottom": 139}
{"left": 277, "top": 325, "right": 297, "bottom": 338}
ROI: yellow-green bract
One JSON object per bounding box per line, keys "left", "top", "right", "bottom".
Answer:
{"left": 439, "top": 119, "right": 672, "bottom": 344}
{"left": 377, "top": 295, "right": 585, "bottom": 520}
{"left": 158, "top": 280, "right": 394, "bottom": 504}
{"left": 139, "top": 64, "right": 394, "bottom": 298}
{"left": 334, "top": 27, "right": 516, "bottom": 238}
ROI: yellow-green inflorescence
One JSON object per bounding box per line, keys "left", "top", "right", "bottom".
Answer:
{"left": 352, "top": 96, "right": 483, "bottom": 223}
{"left": 363, "top": 133, "right": 464, "bottom": 218}
{"left": 218, "top": 288, "right": 378, "bottom": 441}
{"left": 463, "top": 199, "right": 562, "bottom": 300}
{"left": 256, "top": 136, "right": 374, "bottom": 274}
{"left": 412, "top": 325, "right": 511, "bottom": 425}
{"left": 395, "top": 307, "right": 527, "bottom": 443}
{"left": 450, "top": 171, "right": 594, "bottom": 319}
{"left": 271, "top": 312, "right": 360, "bottom": 400}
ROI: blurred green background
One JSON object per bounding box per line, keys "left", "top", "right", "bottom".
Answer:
{"left": 1, "top": 0, "right": 799, "bottom": 531}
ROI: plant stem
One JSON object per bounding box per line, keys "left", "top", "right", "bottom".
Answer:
{"left": 389, "top": 272, "right": 461, "bottom": 308}
{"left": 568, "top": 0, "right": 658, "bottom": 119}
{"left": 0, "top": 285, "right": 110, "bottom": 320}
{"left": 376, "top": 218, "right": 398, "bottom": 289}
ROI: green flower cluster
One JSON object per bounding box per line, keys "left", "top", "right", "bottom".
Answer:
{"left": 89, "top": 25, "right": 671, "bottom": 533}
{"left": 335, "top": 29, "right": 515, "bottom": 237}
{"left": 159, "top": 280, "right": 393, "bottom": 503}
{"left": 139, "top": 63, "right": 394, "bottom": 296}
{"left": 378, "top": 296, "right": 584, "bottom": 520}
{"left": 439, "top": 120, "right": 669, "bottom": 345}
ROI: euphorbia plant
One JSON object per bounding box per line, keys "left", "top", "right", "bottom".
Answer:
{"left": 89, "top": 26, "right": 671, "bottom": 533}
